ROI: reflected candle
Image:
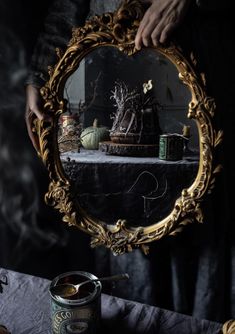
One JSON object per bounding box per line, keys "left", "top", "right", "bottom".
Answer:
{"left": 183, "top": 125, "right": 191, "bottom": 138}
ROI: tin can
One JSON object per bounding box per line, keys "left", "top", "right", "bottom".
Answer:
{"left": 59, "top": 115, "right": 80, "bottom": 136}
{"left": 159, "top": 134, "right": 183, "bottom": 161}
{"left": 58, "top": 115, "right": 81, "bottom": 153}
{"left": 50, "top": 271, "right": 102, "bottom": 334}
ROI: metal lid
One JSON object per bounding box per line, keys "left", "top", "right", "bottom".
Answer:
{"left": 50, "top": 271, "right": 102, "bottom": 306}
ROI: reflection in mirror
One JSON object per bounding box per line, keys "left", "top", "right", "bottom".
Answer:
{"left": 58, "top": 47, "right": 199, "bottom": 227}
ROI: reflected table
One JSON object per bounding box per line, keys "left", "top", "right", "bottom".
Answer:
{"left": 61, "top": 149, "right": 199, "bottom": 226}
{"left": 0, "top": 267, "right": 223, "bottom": 334}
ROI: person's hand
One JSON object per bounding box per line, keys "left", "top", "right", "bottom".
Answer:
{"left": 25, "top": 84, "right": 49, "bottom": 152}
{"left": 135, "top": 0, "right": 192, "bottom": 50}
{"left": 0, "top": 325, "right": 11, "bottom": 334}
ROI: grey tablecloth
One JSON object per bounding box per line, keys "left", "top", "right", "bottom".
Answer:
{"left": 0, "top": 268, "right": 222, "bottom": 334}
{"left": 61, "top": 150, "right": 198, "bottom": 226}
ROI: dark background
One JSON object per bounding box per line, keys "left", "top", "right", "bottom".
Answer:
{"left": 0, "top": 0, "right": 95, "bottom": 279}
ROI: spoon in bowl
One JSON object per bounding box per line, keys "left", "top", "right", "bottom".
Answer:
{"left": 50, "top": 273, "right": 129, "bottom": 298}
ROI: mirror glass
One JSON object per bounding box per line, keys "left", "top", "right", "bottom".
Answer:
{"left": 58, "top": 47, "right": 199, "bottom": 227}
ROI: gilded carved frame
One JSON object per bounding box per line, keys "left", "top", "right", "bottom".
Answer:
{"left": 33, "top": 0, "right": 222, "bottom": 255}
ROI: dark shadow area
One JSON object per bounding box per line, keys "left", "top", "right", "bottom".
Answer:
{"left": 0, "top": 0, "right": 95, "bottom": 280}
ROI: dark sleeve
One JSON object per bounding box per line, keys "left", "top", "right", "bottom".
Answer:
{"left": 195, "top": 0, "right": 233, "bottom": 11}
{"left": 26, "top": 0, "right": 90, "bottom": 87}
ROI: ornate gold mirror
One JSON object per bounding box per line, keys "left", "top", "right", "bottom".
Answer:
{"left": 59, "top": 46, "right": 198, "bottom": 226}
{"left": 34, "top": 0, "right": 222, "bottom": 255}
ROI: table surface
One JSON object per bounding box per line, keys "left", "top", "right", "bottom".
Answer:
{"left": 60, "top": 149, "right": 199, "bottom": 226}
{"left": 0, "top": 267, "right": 223, "bottom": 334}
{"left": 61, "top": 149, "right": 199, "bottom": 165}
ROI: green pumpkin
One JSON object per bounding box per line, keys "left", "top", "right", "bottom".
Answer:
{"left": 80, "top": 119, "right": 110, "bottom": 150}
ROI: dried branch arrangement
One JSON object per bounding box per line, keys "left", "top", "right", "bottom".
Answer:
{"left": 110, "top": 80, "right": 162, "bottom": 145}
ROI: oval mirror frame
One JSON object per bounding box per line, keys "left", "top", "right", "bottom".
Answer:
{"left": 33, "top": 0, "right": 223, "bottom": 255}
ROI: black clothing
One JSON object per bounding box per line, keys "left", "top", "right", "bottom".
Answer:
{"left": 26, "top": 0, "right": 233, "bottom": 87}
{"left": 26, "top": 0, "right": 90, "bottom": 87}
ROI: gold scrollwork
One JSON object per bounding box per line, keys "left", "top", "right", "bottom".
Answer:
{"left": 33, "top": 0, "right": 222, "bottom": 255}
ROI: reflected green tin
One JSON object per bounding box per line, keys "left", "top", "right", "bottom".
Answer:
{"left": 159, "top": 134, "right": 184, "bottom": 161}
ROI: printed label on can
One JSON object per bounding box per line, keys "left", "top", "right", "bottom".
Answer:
{"left": 53, "top": 308, "right": 92, "bottom": 333}
{"left": 52, "top": 304, "right": 99, "bottom": 334}
{"left": 159, "top": 136, "right": 167, "bottom": 159}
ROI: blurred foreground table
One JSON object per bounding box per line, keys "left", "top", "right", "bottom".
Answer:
{"left": 0, "top": 267, "right": 223, "bottom": 333}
